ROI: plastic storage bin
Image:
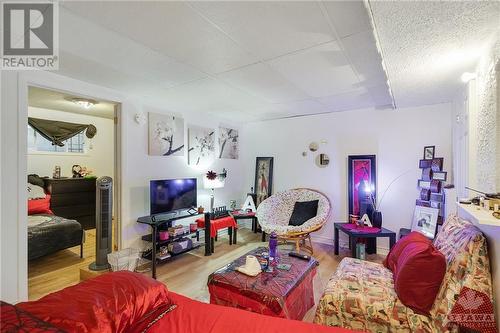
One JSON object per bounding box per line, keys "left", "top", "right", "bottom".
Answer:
{"left": 107, "top": 248, "right": 140, "bottom": 272}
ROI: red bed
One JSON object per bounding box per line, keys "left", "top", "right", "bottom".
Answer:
{"left": 5, "top": 271, "right": 356, "bottom": 333}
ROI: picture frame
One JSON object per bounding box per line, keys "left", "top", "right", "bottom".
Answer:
{"left": 423, "top": 146, "right": 435, "bottom": 160}
{"left": 417, "top": 179, "right": 431, "bottom": 189}
{"left": 411, "top": 206, "right": 439, "bottom": 239}
{"left": 187, "top": 126, "right": 215, "bottom": 166}
{"left": 432, "top": 171, "right": 447, "bottom": 181}
{"left": 421, "top": 167, "right": 433, "bottom": 181}
{"left": 218, "top": 127, "right": 239, "bottom": 159}
{"left": 254, "top": 157, "right": 274, "bottom": 207}
{"left": 148, "top": 112, "right": 184, "bottom": 156}
{"left": 419, "top": 159, "right": 432, "bottom": 169}
{"left": 348, "top": 155, "right": 376, "bottom": 219}
{"left": 431, "top": 157, "right": 444, "bottom": 172}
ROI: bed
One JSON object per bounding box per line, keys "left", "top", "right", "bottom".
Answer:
{"left": 28, "top": 214, "right": 84, "bottom": 260}
{"left": 27, "top": 174, "right": 84, "bottom": 260}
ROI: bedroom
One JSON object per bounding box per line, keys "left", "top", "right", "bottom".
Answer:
{"left": 26, "top": 86, "right": 120, "bottom": 299}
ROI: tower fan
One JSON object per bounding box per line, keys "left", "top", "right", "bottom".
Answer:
{"left": 89, "top": 176, "right": 113, "bottom": 271}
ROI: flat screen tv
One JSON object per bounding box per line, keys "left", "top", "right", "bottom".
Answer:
{"left": 150, "top": 178, "right": 197, "bottom": 215}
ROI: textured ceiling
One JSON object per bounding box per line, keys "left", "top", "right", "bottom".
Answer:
{"left": 56, "top": 1, "right": 392, "bottom": 122}
{"left": 53, "top": 1, "right": 498, "bottom": 122}
{"left": 368, "top": 0, "right": 500, "bottom": 108}
{"left": 29, "top": 86, "right": 117, "bottom": 119}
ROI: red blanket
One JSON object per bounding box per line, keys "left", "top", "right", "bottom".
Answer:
{"left": 8, "top": 271, "right": 357, "bottom": 333}
{"left": 196, "top": 216, "right": 237, "bottom": 237}
{"left": 147, "top": 292, "right": 356, "bottom": 333}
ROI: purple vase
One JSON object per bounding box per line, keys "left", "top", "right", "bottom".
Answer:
{"left": 269, "top": 232, "right": 278, "bottom": 265}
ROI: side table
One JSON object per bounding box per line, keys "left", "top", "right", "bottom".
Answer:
{"left": 334, "top": 223, "right": 396, "bottom": 258}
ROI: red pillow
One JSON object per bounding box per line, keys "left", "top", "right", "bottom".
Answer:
{"left": 28, "top": 194, "right": 53, "bottom": 215}
{"left": 17, "top": 271, "right": 173, "bottom": 333}
{"left": 383, "top": 231, "right": 429, "bottom": 271}
{"left": 393, "top": 240, "right": 446, "bottom": 314}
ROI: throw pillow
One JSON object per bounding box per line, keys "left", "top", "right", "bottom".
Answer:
{"left": 28, "top": 174, "right": 45, "bottom": 187}
{"left": 383, "top": 231, "right": 429, "bottom": 272}
{"left": 27, "top": 183, "right": 46, "bottom": 200}
{"left": 393, "top": 240, "right": 446, "bottom": 314}
{"left": 28, "top": 194, "right": 53, "bottom": 215}
{"left": 17, "top": 271, "right": 174, "bottom": 333}
{"left": 289, "top": 200, "right": 319, "bottom": 226}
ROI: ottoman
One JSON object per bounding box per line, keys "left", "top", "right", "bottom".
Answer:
{"left": 207, "top": 246, "right": 318, "bottom": 320}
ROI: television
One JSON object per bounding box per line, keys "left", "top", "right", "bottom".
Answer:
{"left": 150, "top": 178, "right": 197, "bottom": 215}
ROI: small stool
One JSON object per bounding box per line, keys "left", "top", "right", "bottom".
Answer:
{"left": 196, "top": 214, "right": 238, "bottom": 256}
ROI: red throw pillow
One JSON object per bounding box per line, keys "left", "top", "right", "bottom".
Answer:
{"left": 17, "top": 271, "right": 174, "bottom": 333}
{"left": 383, "top": 231, "right": 429, "bottom": 271}
{"left": 393, "top": 240, "right": 446, "bottom": 314}
{"left": 28, "top": 194, "right": 53, "bottom": 215}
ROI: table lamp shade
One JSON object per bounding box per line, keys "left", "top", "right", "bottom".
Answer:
{"left": 204, "top": 177, "right": 225, "bottom": 189}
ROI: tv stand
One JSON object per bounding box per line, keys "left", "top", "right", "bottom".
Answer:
{"left": 137, "top": 212, "right": 202, "bottom": 279}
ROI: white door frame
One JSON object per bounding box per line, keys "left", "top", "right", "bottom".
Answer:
{"left": 16, "top": 71, "right": 125, "bottom": 299}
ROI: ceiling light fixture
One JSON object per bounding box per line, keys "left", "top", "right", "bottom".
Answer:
{"left": 460, "top": 72, "right": 476, "bottom": 83}
{"left": 71, "top": 98, "right": 97, "bottom": 109}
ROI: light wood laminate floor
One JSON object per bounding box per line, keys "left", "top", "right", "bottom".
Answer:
{"left": 28, "top": 228, "right": 384, "bottom": 322}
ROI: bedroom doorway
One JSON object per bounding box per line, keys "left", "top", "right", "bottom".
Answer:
{"left": 26, "top": 86, "right": 122, "bottom": 300}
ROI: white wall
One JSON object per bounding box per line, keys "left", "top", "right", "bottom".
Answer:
{"left": 122, "top": 105, "right": 246, "bottom": 250}
{"left": 27, "top": 107, "right": 114, "bottom": 179}
{"left": 0, "top": 70, "right": 246, "bottom": 303}
{"left": 452, "top": 36, "right": 500, "bottom": 323}
{"left": 241, "top": 103, "right": 453, "bottom": 250}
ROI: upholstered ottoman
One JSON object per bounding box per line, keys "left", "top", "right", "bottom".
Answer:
{"left": 207, "top": 246, "right": 318, "bottom": 320}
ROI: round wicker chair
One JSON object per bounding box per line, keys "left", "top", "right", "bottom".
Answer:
{"left": 256, "top": 188, "right": 331, "bottom": 254}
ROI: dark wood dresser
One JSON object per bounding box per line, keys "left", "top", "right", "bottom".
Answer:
{"left": 43, "top": 178, "right": 96, "bottom": 230}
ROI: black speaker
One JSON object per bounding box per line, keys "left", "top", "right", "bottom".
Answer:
{"left": 89, "top": 176, "right": 113, "bottom": 271}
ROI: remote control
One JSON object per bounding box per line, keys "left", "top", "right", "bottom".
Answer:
{"left": 288, "top": 252, "right": 311, "bottom": 261}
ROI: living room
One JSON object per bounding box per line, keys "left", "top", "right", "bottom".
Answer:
{"left": 1, "top": 1, "right": 499, "bottom": 332}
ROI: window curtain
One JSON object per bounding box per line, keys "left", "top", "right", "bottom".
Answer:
{"left": 28, "top": 117, "right": 97, "bottom": 147}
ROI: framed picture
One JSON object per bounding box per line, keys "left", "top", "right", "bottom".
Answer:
{"left": 148, "top": 112, "right": 184, "bottom": 156}
{"left": 255, "top": 157, "right": 274, "bottom": 206}
{"left": 431, "top": 158, "right": 443, "bottom": 172}
{"left": 348, "top": 155, "right": 376, "bottom": 219}
{"left": 433, "top": 171, "right": 447, "bottom": 181}
{"left": 418, "top": 179, "right": 431, "bottom": 189}
{"left": 188, "top": 126, "right": 215, "bottom": 166}
{"left": 423, "top": 146, "right": 435, "bottom": 160}
{"left": 218, "top": 127, "right": 239, "bottom": 159}
{"left": 419, "top": 159, "right": 432, "bottom": 169}
{"left": 421, "top": 167, "right": 433, "bottom": 181}
{"left": 411, "top": 206, "right": 439, "bottom": 239}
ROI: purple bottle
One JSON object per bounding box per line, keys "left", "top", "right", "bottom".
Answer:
{"left": 269, "top": 232, "right": 278, "bottom": 266}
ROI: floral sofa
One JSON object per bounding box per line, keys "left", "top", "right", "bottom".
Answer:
{"left": 314, "top": 214, "right": 494, "bottom": 332}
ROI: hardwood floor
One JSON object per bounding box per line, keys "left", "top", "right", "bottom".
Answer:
{"left": 28, "top": 227, "right": 384, "bottom": 322}
{"left": 28, "top": 229, "right": 97, "bottom": 300}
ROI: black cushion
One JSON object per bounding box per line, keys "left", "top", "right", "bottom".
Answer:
{"left": 28, "top": 174, "right": 45, "bottom": 187}
{"left": 289, "top": 200, "right": 319, "bottom": 226}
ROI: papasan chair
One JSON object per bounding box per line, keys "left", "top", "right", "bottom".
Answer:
{"left": 256, "top": 188, "right": 331, "bottom": 254}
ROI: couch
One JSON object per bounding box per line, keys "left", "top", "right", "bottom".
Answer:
{"left": 314, "top": 214, "right": 494, "bottom": 332}
{"left": 257, "top": 188, "right": 331, "bottom": 253}
{"left": 1, "top": 270, "right": 357, "bottom": 333}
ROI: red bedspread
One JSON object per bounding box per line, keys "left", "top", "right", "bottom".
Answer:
{"left": 146, "top": 292, "right": 356, "bottom": 333}
{"left": 7, "top": 271, "right": 357, "bottom": 333}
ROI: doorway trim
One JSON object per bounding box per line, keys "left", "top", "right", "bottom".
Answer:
{"left": 17, "top": 71, "right": 125, "bottom": 300}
